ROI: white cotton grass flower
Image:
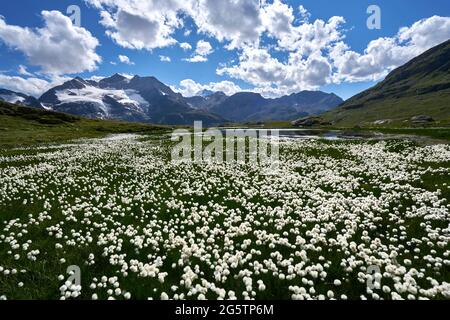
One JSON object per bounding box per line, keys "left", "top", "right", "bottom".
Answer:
{"left": 161, "top": 292, "right": 169, "bottom": 300}
{"left": 0, "top": 135, "right": 449, "bottom": 300}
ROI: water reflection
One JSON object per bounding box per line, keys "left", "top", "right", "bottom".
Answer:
{"left": 172, "top": 128, "right": 445, "bottom": 144}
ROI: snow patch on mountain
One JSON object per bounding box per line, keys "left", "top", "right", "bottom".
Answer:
{"left": 55, "top": 86, "right": 149, "bottom": 116}
{"left": 126, "top": 90, "right": 149, "bottom": 106}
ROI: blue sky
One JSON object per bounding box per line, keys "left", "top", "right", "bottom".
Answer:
{"left": 0, "top": 0, "right": 449, "bottom": 99}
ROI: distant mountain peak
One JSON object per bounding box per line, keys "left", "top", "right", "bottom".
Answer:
{"left": 98, "top": 73, "right": 131, "bottom": 88}
{"left": 108, "top": 73, "right": 127, "bottom": 81}
{"left": 57, "top": 77, "right": 89, "bottom": 90}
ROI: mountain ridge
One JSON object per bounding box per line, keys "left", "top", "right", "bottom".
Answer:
{"left": 189, "top": 90, "right": 343, "bottom": 122}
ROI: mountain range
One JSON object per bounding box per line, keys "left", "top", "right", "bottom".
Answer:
{"left": 0, "top": 75, "right": 342, "bottom": 125}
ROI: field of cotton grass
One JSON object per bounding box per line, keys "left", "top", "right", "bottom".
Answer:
{"left": 0, "top": 133, "right": 449, "bottom": 300}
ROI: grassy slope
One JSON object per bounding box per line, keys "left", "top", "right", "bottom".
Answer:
{"left": 323, "top": 39, "right": 450, "bottom": 126}
{"left": 0, "top": 101, "right": 169, "bottom": 147}
{"left": 324, "top": 91, "right": 450, "bottom": 126}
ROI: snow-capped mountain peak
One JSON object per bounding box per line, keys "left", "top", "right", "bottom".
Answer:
{"left": 37, "top": 75, "right": 205, "bottom": 124}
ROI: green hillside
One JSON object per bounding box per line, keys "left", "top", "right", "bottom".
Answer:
{"left": 0, "top": 101, "right": 168, "bottom": 147}
{"left": 324, "top": 39, "right": 450, "bottom": 126}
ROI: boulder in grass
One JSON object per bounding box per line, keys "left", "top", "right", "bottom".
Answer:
{"left": 291, "top": 116, "right": 332, "bottom": 127}
{"left": 411, "top": 115, "right": 434, "bottom": 123}
{"left": 373, "top": 119, "right": 392, "bottom": 125}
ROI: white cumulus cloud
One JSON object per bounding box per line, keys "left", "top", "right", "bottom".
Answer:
{"left": 195, "top": 40, "right": 213, "bottom": 56}
{"left": 0, "top": 10, "right": 101, "bottom": 75}
{"left": 173, "top": 78, "right": 242, "bottom": 97}
{"left": 184, "top": 55, "right": 208, "bottom": 63}
{"left": 217, "top": 46, "right": 332, "bottom": 94}
{"left": 118, "top": 54, "right": 135, "bottom": 65}
{"left": 85, "top": 0, "right": 264, "bottom": 50}
{"left": 18, "top": 65, "right": 33, "bottom": 76}
{"left": 0, "top": 74, "right": 67, "bottom": 97}
{"left": 184, "top": 40, "right": 213, "bottom": 63}
{"left": 218, "top": 5, "right": 450, "bottom": 95}
{"left": 193, "top": 0, "right": 264, "bottom": 49}
{"left": 179, "top": 42, "right": 192, "bottom": 51}
{"left": 86, "top": 0, "right": 195, "bottom": 50}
